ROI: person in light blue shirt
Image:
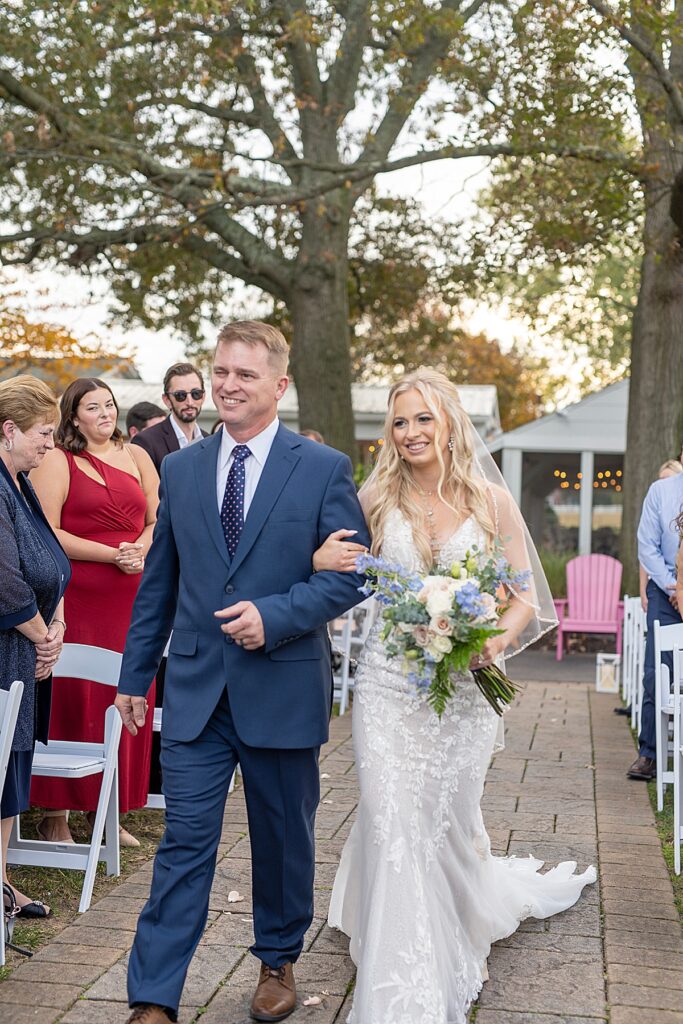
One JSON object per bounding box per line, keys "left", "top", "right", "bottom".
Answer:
{"left": 630, "top": 472, "right": 683, "bottom": 779}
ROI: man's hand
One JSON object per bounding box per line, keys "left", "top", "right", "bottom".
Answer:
{"left": 667, "top": 583, "right": 680, "bottom": 611}
{"left": 215, "top": 601, "right": 265, "bottom": 650}
{"left": 114, "top": 693, "right": 149, "bottom": 736}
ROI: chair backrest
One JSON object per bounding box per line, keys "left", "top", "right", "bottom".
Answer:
{"left": 654, "top": 620, "right": 683, "bottom": 657}
{"left": 0, "top": 681, "right": 24, "bottom": 789}
{"left": 566, "top": 554, "right": 623, "bottom": 622}
{"left": 53, "top": 643, "right": 122, "bottom": 687}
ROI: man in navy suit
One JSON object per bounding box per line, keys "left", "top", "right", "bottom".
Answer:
{"left": 115, "top": 322, "right": 369, "bottom": 1024}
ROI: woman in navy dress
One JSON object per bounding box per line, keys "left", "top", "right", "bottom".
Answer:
{"left": 0, "top": 376, "right": 71, "bottom": 918}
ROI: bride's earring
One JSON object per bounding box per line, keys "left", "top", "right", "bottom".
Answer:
{"left": 447, "top": 435, "right": 454, "bottom": 452}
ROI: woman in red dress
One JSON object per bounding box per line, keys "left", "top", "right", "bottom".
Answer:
{"left": 30, "top": 378, "right": 159, "bottom": 846}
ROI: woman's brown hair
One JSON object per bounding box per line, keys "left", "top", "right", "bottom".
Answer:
{"left": 57, "top": 378, "right": 124, "bottom": 452}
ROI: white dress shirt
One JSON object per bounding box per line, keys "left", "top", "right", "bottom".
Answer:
{"left": 216, "top": 417, "right": 280, "bottom": 517}
{"left": 170, "top": 415, "right": 203, "bottom": 449}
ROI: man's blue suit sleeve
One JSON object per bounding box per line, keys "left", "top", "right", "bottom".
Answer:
{"left": 253, "top": 454, "right": 370, "bottom": 652}
{"left": 117, "top": 461, "right": 180, "bottom": 696}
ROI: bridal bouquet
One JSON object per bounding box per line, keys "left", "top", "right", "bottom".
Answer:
{"left": 356, "top": 548, "right": 531, "bottom": 717}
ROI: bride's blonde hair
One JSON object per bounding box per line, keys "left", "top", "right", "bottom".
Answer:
{"left": 365, "top": 369, "right": 495, "bottom": 567}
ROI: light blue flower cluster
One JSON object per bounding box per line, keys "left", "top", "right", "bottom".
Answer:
{"left": 453, "top": 581, "right": 490, "bottom": 619}
{"left": 356, "top": 553, "right": 423, "bottom": 605}
{"left": 494, "top": 558, "right": 531, "bottom": 592}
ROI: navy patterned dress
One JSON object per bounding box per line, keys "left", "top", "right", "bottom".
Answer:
{"left": 0, "top": 458, "right": 70, "bottom": 817}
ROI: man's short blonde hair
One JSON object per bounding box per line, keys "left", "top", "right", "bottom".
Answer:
{"left": 216, "top": 321, "right": 290, "bottom": 376}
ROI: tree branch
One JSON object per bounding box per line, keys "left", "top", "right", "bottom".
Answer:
{"left": 359, "top": 0, "right": 480, "bottom": 166}
{"left": 179, "top": 233, "right": 291, "bottom": 303}
{"left": 586, "top": 0, "right": 683, "bottom": 126}
{"left": 323, "top": 0, "right": 371, "bottom": 124}
{"left": 275, "top": 1, "right": 324, "bottom": 107}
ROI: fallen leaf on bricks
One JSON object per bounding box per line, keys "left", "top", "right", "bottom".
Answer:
{"left": 303, "top": 996, "right": 322, "bottom": 1006}
{"left": 227, "top": 891, "right": 244, "bottom": 903}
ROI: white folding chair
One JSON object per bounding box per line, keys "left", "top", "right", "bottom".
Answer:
{"left": 6, "top": 644, "right": 123, "bottom": 913}
{"left": 332, "top": 598, "right": 376, "bottom": 715}
{"left": 621, "top": 596, "right": 635, "bottom": 706}
{"left": 672, "top": 644, "right": 683, "bottom": 874}
{"left": 145, "top": 636, "right": 236, "bottom": 808}
{"left": 652, "top": 621, "right": 683, "bottom": 811}
{"left": 631, "top": 603, "right": 646, "bottom": 733}
{"left": 0, "top": 680, "right": 24, "bottom": 966}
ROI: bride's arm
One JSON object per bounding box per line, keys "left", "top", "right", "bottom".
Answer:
{"left": 476, "top": 486, "right": 535, "bottom": 666}
{"left": 312, "top": 482, "right": 373, "bottom": 573}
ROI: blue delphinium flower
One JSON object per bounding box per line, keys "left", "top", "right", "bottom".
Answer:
{"left": 454, "top": 581, "right": 488, "bottom": 619}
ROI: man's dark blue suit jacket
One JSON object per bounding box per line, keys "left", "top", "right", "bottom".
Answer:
{"left": 118, "top": 424, "right": 370, "bottom": 749}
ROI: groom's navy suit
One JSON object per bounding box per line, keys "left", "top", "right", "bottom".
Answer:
{"left": 117, "top": 423, "right": 369, "bottom": 1017}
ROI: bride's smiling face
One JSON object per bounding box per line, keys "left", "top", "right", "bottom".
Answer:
{"left": 391, "top": 389, "right": 450, "bottom": 469}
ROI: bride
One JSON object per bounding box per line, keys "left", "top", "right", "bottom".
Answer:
{"left": 315, "top": 369, "right": 596, "bottom": 1024}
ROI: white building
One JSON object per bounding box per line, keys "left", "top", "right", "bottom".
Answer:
{"left": 491, "top": 380, "right": 628, "bottom": 555}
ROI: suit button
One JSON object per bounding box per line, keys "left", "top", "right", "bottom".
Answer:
{"left": 225, "top": 636, "right": 234, "bottom": 645}
{"left": 224, "top": 583, "right": 234, "bottom": 594}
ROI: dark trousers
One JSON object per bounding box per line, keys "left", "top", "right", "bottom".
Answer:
{"left": 638, "top": 579, "right": 682, "bottom": 760}
{"left": 127, "top": 688, "right": 320, "bottom": 1018}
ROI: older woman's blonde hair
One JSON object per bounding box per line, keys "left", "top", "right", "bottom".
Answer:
{"left": 659, "top": 459, "right": 683, "bottom": 478}
{"left": 0, "top": 375, "right": 59, "bottom": 432}
{"left": 364, "top": 369, "right": 495, "bottom": 568}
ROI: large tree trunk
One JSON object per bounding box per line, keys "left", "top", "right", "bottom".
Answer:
{"left": 289, "top": 193, "right": 356, "bottom": 457}
{"left": 620, "top": 167, "right": 683, "bottom": 593}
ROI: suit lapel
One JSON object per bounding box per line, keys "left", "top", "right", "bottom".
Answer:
{"left": 193, "top": 432, "right": 231, "bottom": 570}
{"left": 227, "top": 426, "right": 301, "bottom": 580}
{"left": 163, "top": 417, "right": 180, "bottom": 456}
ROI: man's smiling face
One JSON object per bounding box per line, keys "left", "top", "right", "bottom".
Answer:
{"left": 211, "top": 339, "right": 288, "bottom": 441}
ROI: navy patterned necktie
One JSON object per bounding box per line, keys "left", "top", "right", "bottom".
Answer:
{"left": 220, "top": 445, "right": 251, "bottom": 558}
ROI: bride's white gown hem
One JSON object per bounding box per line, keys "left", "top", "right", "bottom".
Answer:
{"left": 328, "top": 510, "right": 596, "bottom": 1024}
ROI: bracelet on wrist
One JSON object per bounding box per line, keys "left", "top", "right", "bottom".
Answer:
{"left": 51, "top": 618, "right": 67, "bottom": 633}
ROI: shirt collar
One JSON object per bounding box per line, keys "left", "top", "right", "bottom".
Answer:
{"left": 169, "top": 414, "right": 202, "bottom": 445}
{"left": 219, "top": 417, "right": 280, "bottom": 470}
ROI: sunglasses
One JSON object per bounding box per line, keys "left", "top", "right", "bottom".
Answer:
{"left": 167, "top": 389, "right": 205, "bottom": 402}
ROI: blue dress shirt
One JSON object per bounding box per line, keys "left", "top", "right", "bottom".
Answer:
{"left": 637, "top": 473, "right": 683, "bottom": 593}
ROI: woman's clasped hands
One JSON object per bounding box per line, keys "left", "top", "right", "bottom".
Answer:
{"left": 115, "top": 540, "right": 145, "bottom": 574}
{"left": 35, "top": 620, "right": 66, "bottom": 680}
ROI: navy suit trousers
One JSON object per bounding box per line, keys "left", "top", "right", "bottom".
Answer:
{"left": 638, "top": 579, "right": 682, "bottom": 760}
{"left": 127, "top": 688, "right": 320, "bottom": 1018}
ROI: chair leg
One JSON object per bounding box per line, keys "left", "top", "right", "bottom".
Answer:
{"left": 79, "top": 712, "right": 121, "bottom": 913}
{"left": 675, "top": 718, "right": 682, "bottom": 876}
{"left": 657, "top": 710, "right": 665, "bottom": 813}
{"left": 556, "top": 628, "right": 563, "bottom": 662}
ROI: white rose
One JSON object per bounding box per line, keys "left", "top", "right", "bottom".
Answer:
{"left": 425, "top": 643, "right": 446, "bottom": 662}
{"left": 431, "top": 634, "right": 453, "bottom": 654}
{"left": 426, "top": 589, "right": 454, "bottom": 617}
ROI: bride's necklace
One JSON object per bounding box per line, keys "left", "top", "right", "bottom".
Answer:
{"left": 414, "top": 484, "right": 441, "bottom": 556}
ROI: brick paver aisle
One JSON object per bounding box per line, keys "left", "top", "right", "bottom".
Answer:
{"left": 1, "top": 681, "right": 681, "bottom": 1023}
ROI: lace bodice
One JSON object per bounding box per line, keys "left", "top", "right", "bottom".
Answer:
{"left": 380, "top": 507, "right": 485, "bottom": 574}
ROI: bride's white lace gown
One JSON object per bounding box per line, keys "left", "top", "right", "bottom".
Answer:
{"left": 328, "top": 510, "right": 596, "bottom": 1024}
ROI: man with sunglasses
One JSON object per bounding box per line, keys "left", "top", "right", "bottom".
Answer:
{"left": 132, "top": 362, "right": 208, "bottom": 474}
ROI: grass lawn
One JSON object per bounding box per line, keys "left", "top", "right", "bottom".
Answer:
{"left": 649, "top": 781, "right": 683, "bottom": 922}
{"left": 1, "top": 805, "right": 165, "bottom": 980}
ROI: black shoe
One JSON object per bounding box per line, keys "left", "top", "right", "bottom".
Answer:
{"left": 627, "top": 755, "right": 656, "bottom": 780}
{"left": 614, "top": 705, "right": 632, "bottom": 716}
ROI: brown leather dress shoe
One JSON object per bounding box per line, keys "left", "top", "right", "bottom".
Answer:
{"left": 125, "top": 1005, "right": 172, "bottom": 1023}
{"left": 250, "top": 962, "right": 296, "bottom": 1022}
{"left": 627, "top": 755, "right": 657, "bottom": 780}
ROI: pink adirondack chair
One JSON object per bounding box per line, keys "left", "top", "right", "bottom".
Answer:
{"left": 554, "top": 554, "right": 624, "bottom": 661}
